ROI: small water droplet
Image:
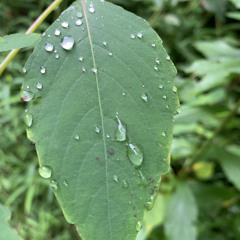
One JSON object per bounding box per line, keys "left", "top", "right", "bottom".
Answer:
{"left": 154, "top": 66, "right": 158, "bottom": 71}
{"left": 137, "top": 32, "right": 143, "bottom": 39}
{"left": 163, "top": 95, "right": 167, "bottom": 100}
{"left": 77, "top": 12, "right": 83, "bottom": 18}
{"left": 23, "top": 67, "right": 27, "bottom": 73}
{"left": 36, "top": 82, "right": 43, "bottom": 90}
{"left": 131, "top": 34, "right": 135, "bottom": 39}
{"left": 89, "top": 4, "right": 95, "bottom": 13}
{"left": 55, "top": 54, "right": 60, "bottom": 59}
{"left": 39, "top": 166, "right": 52, "bottom": 179}
{"left": 122, "top": 180, "right": 128, "bottom": 188}
{"left": 152, "top": 43, "right": 156, "bottom": 47}
{"left": 122, "top": 92, "right": 126, "bottom": 96}
{"left": 75, "top": 134, "right": 80, "bottom": 140}
{"left": 172, "top": 86, "right": 177, "bottom": 93}
{"left": 156, "top": 59, "right": 160, "bottom": 64}
{"left": 20, "top": 90, "right": 34, "bottom": 102}
{"left": 47, "top": 34, "right": 51, "bottom": 38}
{"left": 137, "top": 169, "right": 149, "bottom": 186}
{"left": 115, "top": 115, "right": 126, "bottom": 142}
{"left": 95, "top": 127, "right": 100, "bottom": 133}
{"left": 24, "top": 113, "right": 33, "bottom": 127}
{"left": 50, "top": 180, "right": 58, "bottom": 190}
{"left": 166, "top": 55, "right": 170, "bottom": 61}
{"left": 106, "top": 134, "right": 110, "bottom": 138}
{"left": 113, "top": 175, "right": 119, "bottom": 182}
{"left": 54, "top": 29, "right": 61, "bottom": 36}
{"left": 79, "top": 56, "right": 84, "bottom": 61}
{"left": 103, "top": 41, "right": 107, "bottom": 46}
{"left": 162, "top": 132, "right": 166, "bottom": 137}
{"left": 176, "top": 107, "right": 181, "bottom": 114}
{"left": 26, "top": 85, "right": 30, "bottom": 89}
{"left": 82, "top": 67, "right": 86, "bottom": 72}
{"left": 62, "top": 21, "right": 69, "bottom": 28}
{"left": 141, "top": 93, "right": 148, "bottom": 102}
{"left": 159, "top": 84, "right": 163, "bottom": 89}
{"left": 45, "top": 43, "right": 54, "bottom": 52}
{"left": 61, "top": 36, "right": 75, "bottom": 50}
{"left": 75, "top": 19, "right": 83, "bottom": 26}
{"left": 42, "top": 32, "right": 46, "bottom": 37}
{"left": 136, "top": 221, "right": 142, "bottom": 232}
{"left": 92, "top": 68, "right": 98, "bottom": 73}
{"left": 40, "top": 66, "right": 46, "bottom": 74}
{"left": 127, "top": 143, "right": 143, "bottom": 168}
{"left": 108, "top": 52, "right": 113, "bottom": 56}
{"left": 63, "top": 180, "right": 69, "bottom": 187}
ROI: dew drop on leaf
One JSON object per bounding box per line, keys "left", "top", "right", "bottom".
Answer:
{"left": 166, "top": 55, "right": 170, "bottom": 61}
{"left": 92, "top": 68, "right": 98, "bottom": 73}
{"left": 82, "top": 67, "right": 86, "bottom": 72}
{"left": 89, "top": 4, "right": 95, "bottom": 13}
{"left": 162, "top": 132, "right": 166, "bottom": 137}
{"left": 61, "top": 36, "right": 75, "bottom": 50}
{"left": 55, "top": 54, "right": 60, "bottom": 59}
{"left": 141, "top": 93, "right": 148, "bottom": 102}
{"left": 24, "top": 112, "right": 33, "bottom": 127}
{"left": 79, "top": 56, "right": 84, "bottom": 61}
{"left": 113, "top": 175, "right": 119, "bottom": 182}
{"left": 122, "top": 180, "right": 128, "bottom": 188}
{"left": 131, "top": 34, "right": 135, "bottom": 39}
{"left": 36, "top": 82, "right": 43, "bottom": 90}
{"left": 127, "top": 143, "right": 143, "bottom": 168}
{"left": 75, "top": 134, "right": 80, "bottom": 140}
{"left": 159, "top": 84, "right": 163, "bottom": 89}
{"left": 136, "top": 221, "right": 143, "bottom": 232}
{"left": 115, "top": 114, "right": 126, "bottom": 142}
{"left": 39, "top": 166, "right": 52, "bottom": 179}
{"left": 45, "top": 43, "right": 54, "bottom": 52}
{"left": 63, "top": 180, "right": 69, "bottom": 187}
{"left": 103, "top": 41, "right": 107, "bottom": 46}
{"left": 20, "top": 90, "right": 35, "bottom": 102}
{"left": 108, "top": 52, "right": 113, "bottom": 56}
{"left": 75, "top": 19, "right": 83, "bottom": 26}
{"left": 137, "top": 32, "right": 143, "bottom": 39}
{"left": 163, "top": 95, "right": 167, "bottom": 99}
{"left": 23, "top": 67, "right": 27, "bottom": 73}
{"left": 40, "top": 66, "right": 46, "bottom": 74}
{"left": 50, "top": 180, "right": 58, "bottom": 190}
{"left": 172, "top": 86, "right": 177, "bottom": 93}
{"left": 156, "top": 59, "right": 160, "bottom": 64}
{"left": 54, "top": 29, "right": 61, "bottom": 36}
{"left": 76, "top": 12, "right": 83, "bottom": 18}
{"left": 62, "top": 21, "right": 69, "bottom": 28}
{"left": 95, "top": 127, "right": 100, "bottom": 133}
{"left": 152, "top": 43, "right": 156, "bottom": 47}
{"left": 154, "top": 66, "right": 158, "bottom": 71}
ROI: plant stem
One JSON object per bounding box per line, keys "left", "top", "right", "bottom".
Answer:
{"left": 0, "top": 0, "right": 63, "bottom": 76}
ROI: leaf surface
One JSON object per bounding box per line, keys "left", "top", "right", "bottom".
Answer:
{"left": 22, "top": 0, "right": 178, "bottom": 239}
{"left": 0, "top": 33, "right": 40, "bottom": 52}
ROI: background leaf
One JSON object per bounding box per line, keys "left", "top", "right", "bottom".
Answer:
{"left": 0, "top": 33, "right": 40, "bottom": 52}
{"left": 22, "top": 0, "right": 179, "bottom": 239}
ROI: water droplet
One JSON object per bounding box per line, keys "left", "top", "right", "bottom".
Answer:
{"left": 113, "top": 175, "right": 119, "bottom": 182}
{"left": 45, "top": 43, "right": 54, "bottom": 52}
{"left": 36, "top": 82, "right": 43, "bottom": 90}
{"left": 26, "top": 85, "right": 30, "bottom": 89}
{"left": 42, "top": 32, "right": 46, "bottom": 37}
{"left": 79, "top": 56, "right": 84, "bottom": 61}
{"left": 154, "top": 66, "right": 158, "bottom": 71}
{"left": 115, "top": 115, "right": 126, "bottom": 142}
{"left": 77, "top": 12, "right": 83, "bottom": 18}
{"left": 176, "top": 107, "right": 181, "bottom": 114}
{"left": 50, "top": 180, "right": 58, "bottom": 190}
{"left": 108, "top": 52, "right": 113, "bottom": 56}
{"left": 106, "top": 134, "right": 110, "bottom": 138}
{"left": 163, "top": 95, "right": 167, "bottom": 99}
{"left": 156, "top": 59, "right": 160, "bottom": 64}
{"left": 172, "top": 86, "right": 177, "bottom": 93}
{"left": 54, "top": 29, "right": 61, "bottom": 36}
{"left": 75, "top": 19, "right": 83, "bottom": 26}
{"left": 55, "top": 54, "right": 60, "bottom": 59}
{"left": 137, "top": 32, "right": 143, "bottom": 39}
{"left": 82, "top": 67, "right": 86, "bottom": 72}
{"left": 127, "top": 143, "right": 143, "bottom": 168}
{"left": 136, "top": 221, "right": 142, "bottom": 232}
{"left": 131, "top": 34, "right": 135, "bottom": 39}
{"left": 92, "top": 68, "right": 98, "bottom": 73}
{"left": 24, "top": 113, "right": 33, "bottom": 127}
{"left": 166, "top": 55, "right": 170, "bottom": 61}
{"left": 152, "top": 43, "right": 156, "bottom": 47}
{"left": 122, "top": 92, "right": 126, "bottom": 96}
{"left": 146, "top": 191, "right": 158, "bottom": 211}
{"left": 20, "top": 90, "right": 34, "bottom": 102}
{"left": 47, "top": 34, "right": 51, "bottom": 38}
{"left": 61, "top": 36, "right": 75, "bottom": 50}
{"left": 162, "top": 132, "right": 166, "bottom": 137}
{"left": 23, "top": 67, "right": 27, "bottom": 73}
{"left": 137, "top": 169, "right": 149, "bottom": 186}
{"left": 103, "top": 41, "right": 107, "bottom": 46}
{"left": 40, "top": 66, "right": 46, "bottom": 74}
{"left": 99, "top": 0, "right": 104, "bottom": 2}
{"left": 159, "top": 84, "right": 163, "bottom": 89}
{"left": 63, "top": 180, "right": 69, "bottom": 187}
{"left": 75, "top": 134, "right": 80, "bottom": 140}
{"left": 62, "top": 21, "right": 69, "bottom": 28}
{"left": 95, "top": 127, "right": 100, "bottom": 133}
{"left": 39, "top": 166, "right": 52, "bottom": 179}
{"left": 141, "top": 93, "right": 148, "bottom": 102}
{"left": 122, "top": 180, "right": 128, "bottom": 188}
{"left": 89, "top": 4, "right": 95, "bottom": 13}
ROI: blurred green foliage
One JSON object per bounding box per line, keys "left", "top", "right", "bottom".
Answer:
{"left": 0, "top": 0, "right": 240, "bottom": 240}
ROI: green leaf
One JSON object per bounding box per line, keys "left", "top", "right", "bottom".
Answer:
{"left": 22, "top": 0, "right": 179, "bottom": 239}
{"left": 164, "top": 181, "right": 198, "bottom": 240}
{"left": 227, "top": 11, "right": 240, "bottom": 21}
{"left": 0, "top": 33, "right": 40, "bottom": 52}
{"left": 0, "top": 203, "right": 21, "bottom": 240}
{"left": 228, "top": 0, "right": 240, "bottom": 8}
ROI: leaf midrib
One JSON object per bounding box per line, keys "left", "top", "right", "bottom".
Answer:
{"left": 81, "top": 0, "right": 112, "bottom": 238}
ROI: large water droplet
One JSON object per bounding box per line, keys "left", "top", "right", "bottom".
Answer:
{"left": 127, "top": 143, "right": 143, "bottom": 168}
{"left": 50, "top": 180, "right": 58, "bottom": 190}
{"left": 141, "top": 93, "right": 148, "bottom": 102}
{"left": 75, "top": 19, "right": 83, "bottom": 26}
{"left": 36, "top": 82, "right": 43, "bottom": 90}
{"left": 20, "top": 90, "right": 34, "bottom": 102}
{"left": 54, "top": 29, "right": 61, "bottom": 36}
{"left": 136, "top": 221, "right": 142, "bottom": 232}
{"left": 45, "top": 43, "right": 54, "bottom": 52}
{"left": 62, "top": 21, "right": 69, "bottom": 28}
{"left": 61, "top": 36, "right": 75, "bottom": 50}
{"left": 24, "top": 112, "right": 33, "bottom": 127}
{"left": 115, "top": 115, "right": 126, "bottom": 142}
{"left": 40, "top": 66, "right": 46, "bottom": 74}
{"left": 39, "top": 166, "right": 52, "bottom": 179}
{"left": 113, "top": 175, "right": 119, "bottom": 182}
